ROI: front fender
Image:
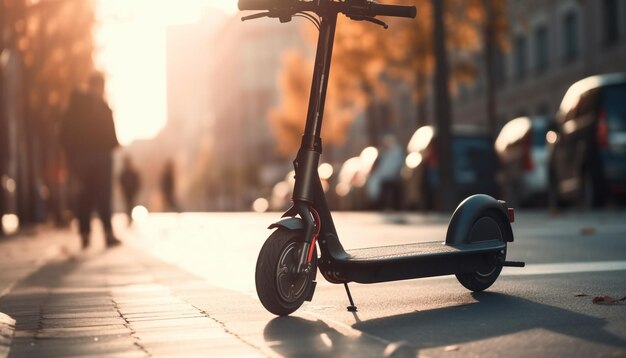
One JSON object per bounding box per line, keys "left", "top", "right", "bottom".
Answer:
{"left": 268, "top": 217, "right": 304, "bottom": 231}
{"left": 445, "top": 194, "right": 514, "bottom": 245}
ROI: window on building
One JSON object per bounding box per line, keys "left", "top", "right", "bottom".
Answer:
{"left": 514, "top": 35, "right": 527, "bottom": 81}
{"left": 534, "top": 25, "right": 549, "bottom": 73}
{"left": 603, "top": 0, "right": 619, "bottom": 45}
{"left": 562, "top": 11, "right": 580, "bottom": 62}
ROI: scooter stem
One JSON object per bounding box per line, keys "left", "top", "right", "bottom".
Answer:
{"left": 292, "top": 13, "right": 337, "bottom": 203}
{"left": 286, "top": 12, "right": 340, "bottom": 274}
{"left": 302, "top": 12, "right": 338, "bottom": 148}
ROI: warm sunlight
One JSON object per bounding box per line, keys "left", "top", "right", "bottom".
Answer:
{"left": 94, "top": 0, "right": 237, "bottom": 145}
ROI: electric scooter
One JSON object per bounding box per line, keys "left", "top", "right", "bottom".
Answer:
{"left": 239, "top": 0, "right": 525, "bottom": 316}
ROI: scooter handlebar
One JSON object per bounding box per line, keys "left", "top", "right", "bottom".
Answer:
{"left": 369, "top": 2, "right": 416, "bottom": 18}
{"left": 238, "top": 0, "right": 417, "bottom": 19}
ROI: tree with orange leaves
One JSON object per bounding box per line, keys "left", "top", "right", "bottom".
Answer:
{"left": 1, "top": 0, "right": 96, "bottom": 225}
{"left": 270, "top": 0, "right": 508, "bottom": 154}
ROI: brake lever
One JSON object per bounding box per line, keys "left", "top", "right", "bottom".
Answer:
{"left": 241, "top": 11, "right": 293, "bottom": 23}
{"left": 347, "top": 15, "right": 388, "bottom": 29}
{"left": 241, "top": 11, "right": 271, "bottom": 21}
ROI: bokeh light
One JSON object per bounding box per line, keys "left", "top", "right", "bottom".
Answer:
{"left": 131, "top": 205, "right": 149, "bottom": 222}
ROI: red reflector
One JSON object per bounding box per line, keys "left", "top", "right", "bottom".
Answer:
{"left": 522, "top": 134, "right": 534, "bottom": 172}
{"left": 507, "top": 208, "right": 515, "bottom": 223}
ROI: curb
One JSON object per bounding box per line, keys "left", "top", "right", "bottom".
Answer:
{"left": 0, "top": 312, "right": 15, "bottom": 358}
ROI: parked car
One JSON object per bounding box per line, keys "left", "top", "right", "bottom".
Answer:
{"left": 547, "top": 73, "right": 626, "bottom": 207}
{"left": 495, "top": 116, "right": 549, "bottom": 206}
{"left": 334, "top": 147, "right": 378, "bottom": 210}
{"left": 403, "top": 125, "right": 500, "bottom": 211}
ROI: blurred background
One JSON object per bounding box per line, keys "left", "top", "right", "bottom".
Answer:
{"left": 2, "top": 0, "right": 626, "bottom": 236}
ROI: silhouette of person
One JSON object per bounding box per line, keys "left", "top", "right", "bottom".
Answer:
{"left": 370, "top": 134, "right": 405, "bottom": 210}
{"left": 160, "top": 160, "right": 179, "bottom": 212}
{"left": 60, "top": 72, "right": 121, "bottom": 249}
{"left": 118, "top": 155, "right": 141, "bottom": 225}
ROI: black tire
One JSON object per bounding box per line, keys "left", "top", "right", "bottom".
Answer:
{"left": 455, "top": 212, "right": 507, "bottom": 292}
{"left": 255, "top": 229, "right": 317, "bottom": 316}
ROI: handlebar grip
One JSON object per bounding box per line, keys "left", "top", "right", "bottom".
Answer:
{"left": 370, "top": 3, "right": 416, "bottom": 18}
{"left": 238, "top": 0, "right": 274, "bottom": 11}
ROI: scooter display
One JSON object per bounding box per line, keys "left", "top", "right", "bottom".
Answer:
{"left": 239, "top": 0, "right": 525, "bottom": 316}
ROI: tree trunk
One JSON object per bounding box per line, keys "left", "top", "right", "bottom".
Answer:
{"left": 483, "top": 0, "right": 497, "bottom": 141}
{"left": 432, "top": 0, "right": 455, "bottom": 211}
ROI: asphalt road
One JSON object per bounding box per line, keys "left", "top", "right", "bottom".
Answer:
{"left": 120, "top": 209, "right": 626, "bottom": 357}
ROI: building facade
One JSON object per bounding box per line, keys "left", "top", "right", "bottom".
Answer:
{"left": 208, "top": 16, "right": 310, "bottom": 210}
{"left": 453, "top": 0, "right": 626, "bottom": 128}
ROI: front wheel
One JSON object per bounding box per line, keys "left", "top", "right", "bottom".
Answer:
{"left": 255, "top": 229, "right": 317, "bottom": 316}
{"left": 455, "top": 212, "right": 507, "bottom": 292}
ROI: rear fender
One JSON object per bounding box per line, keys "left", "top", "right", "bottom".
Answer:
{"left": 445, "top": 194, "right": 514, "bottom": 245}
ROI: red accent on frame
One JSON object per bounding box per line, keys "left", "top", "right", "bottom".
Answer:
{"left": 308, "top": 207, "right": 322, "bottom": 264}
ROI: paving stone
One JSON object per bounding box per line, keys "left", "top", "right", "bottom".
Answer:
{"left": 36, "top": 325, "right": 130, "bottom": 338}
{"left": 134, "top": 328, "right": 229, "bottom": 343}
{"left": 42, "top": 307, "right": 116, "bottom": 315}
{"left": 116, "top": 303, "right": 194, "bottom": 315}
{"left": 122, "top": 309, "right": 200, "bottom": 320}
{"left": 144, "top": 341, "right": 264, "bottom": 358}
{"left": 128, "top": 317, "right": 217, "bottom": 330}
{"left": 43, "top": 311, "right": 121, "bottom": 320}
{"left": 8, "top": 337, "right": 142, "bottom": 358}
{"left": 42, "top": 317, "right": 126, "bottom": 329}
{"left": 1, "top": 235, "right": 269, "bottom": 357}
{"left": 124, "top": 312, "right": 205, "bottom": 322}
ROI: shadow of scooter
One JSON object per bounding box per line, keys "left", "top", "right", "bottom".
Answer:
{"left": 352, "top": 292, "right": 626, "bottom": 353}
{"left": 264, "top": 315, "right": 416, "bottom": 358}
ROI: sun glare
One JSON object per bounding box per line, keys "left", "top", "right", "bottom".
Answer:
{"left": 94, "top": 0, "right": 237, "bottom": 145}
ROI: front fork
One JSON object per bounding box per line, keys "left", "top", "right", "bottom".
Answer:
{"left": 284, "top": 145, "right": 322, "bottom": 274}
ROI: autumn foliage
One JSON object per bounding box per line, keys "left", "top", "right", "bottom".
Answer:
{"left": 270, "top": 0, "right": 508, "bottom": 153}
{"left": 5, "top": 0, "right": 96, "bottom": 121}
{"left": 1, "top": 0, "right": 96, "bottom": 223}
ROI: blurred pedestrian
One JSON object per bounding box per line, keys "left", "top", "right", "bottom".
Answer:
{"left": 369, "top": 134, "right": 405, "bottom": 211}
{"left": 60, "top": 72, "right": 121, "bottom": 249}
{"left": 160, "top": 160, "right": 179, "bottom": 212}
{"left": 118, "top": 155, "right": 141, "bottom": 225}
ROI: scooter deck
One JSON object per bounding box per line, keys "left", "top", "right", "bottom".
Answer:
{"left": 345, "top": 240, "right": 502, "bottom": 261}
{"left": 322, "top": 240, "right": 506, "bottom": 284}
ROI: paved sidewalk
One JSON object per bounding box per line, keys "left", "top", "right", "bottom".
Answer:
{"left": 0, "top": 229, "right": 272, "bottom": 357}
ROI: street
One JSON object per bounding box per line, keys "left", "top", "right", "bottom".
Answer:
{"left": 118, "top": 209, "right": 626, "bottom": 357}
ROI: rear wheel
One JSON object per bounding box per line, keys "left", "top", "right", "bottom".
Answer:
{"left": 255, "top": 229, "right": 317, "bottom": 316}
{"left": 455, "top": 212, "right": 507, "bottom": 292}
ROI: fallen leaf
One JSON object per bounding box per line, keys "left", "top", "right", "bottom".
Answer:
{"left": 574, "top": 293, "right": 588, "bottom": 297}
{"left": 444, "top": 345, "right": 459, "bottom": 352}
{"left": 580, "top": 227, "right": 596, "bottom": 236}
{"left": 592, "top": 296, "right": 626, "bottom": 305}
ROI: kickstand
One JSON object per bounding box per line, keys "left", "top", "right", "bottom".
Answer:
{"left": 343, "top": 283, "right": 357, "bottom": 312}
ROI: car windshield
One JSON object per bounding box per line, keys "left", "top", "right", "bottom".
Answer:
{"left": 603, "top": 84, "right": 626, "bottom": 132}
{"left": 532, "top": 120, "right": 548, "bottom": 147}
{"left": 453, "top": 136, "right": 497, "bottom": 172}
